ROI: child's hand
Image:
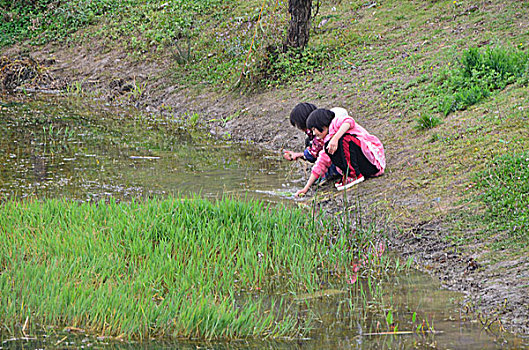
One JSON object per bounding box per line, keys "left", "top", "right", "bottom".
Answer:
{"left": 283, "top": 151, "right": 294, "bottom": 161}
{"left": 284, "top": 151, "right": 304, "bottom": 161}
{"left": 327, "top": 138, "right": 338, "bottom": 154}
{"left": 295, "top": 188, "right": 308, "bottom": 197}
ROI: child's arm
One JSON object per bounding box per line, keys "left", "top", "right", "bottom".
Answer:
{"left": 283, "top": 150, "right": 304, "bottom": 161}
{"left": 327, "top": 122, "right": 351, "bottom": 154}
{"left": 295, "top": 151, "right": 331, "bottom": 197}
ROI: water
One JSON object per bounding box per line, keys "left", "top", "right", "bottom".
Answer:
{"left": 0, "top": 95, "right": 301, "bottom": 203}
{"left": 2, "top": 272, "right": 525, "bottom": 349}
{"left": 0, "top": 95, "right": 527, "bottom": 349}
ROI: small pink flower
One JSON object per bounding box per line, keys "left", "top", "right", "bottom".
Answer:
{"left": 347, "top": 274, "right": 357, "bottom": 285}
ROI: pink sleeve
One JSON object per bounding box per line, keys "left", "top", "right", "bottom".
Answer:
{"left": 342, "top": 117, "right": 355, "bottom": 132}
{"left": 329, "top": 115, "right": 356, "bottom": 136}
{"left": 311, "top": 150, "right": 332, "bottom": 178}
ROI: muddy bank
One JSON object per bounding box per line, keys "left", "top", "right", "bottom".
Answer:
{"left": 1, "top": 49, "right": 528, "bottom": 337}
{"left": 391, "top": 220, "right": 529, "bottom": 335}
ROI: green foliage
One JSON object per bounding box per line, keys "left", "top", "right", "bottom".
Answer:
{"left": 0, "top": 196, "right": 401, "bottom": 340}
{"left": 0, "top": 0, "right": 117, "bottom": 46}
{"left": 434, "top": 46, "right": 529, "bottom": 116}
{"left": 246, "top": 45, "right": 337, "bottom": 89}
{"left": 0, "top": 0, "right": 228, "bottom": 47}
{"left": 473, "top": 152, "right": 529, "bottom": 243}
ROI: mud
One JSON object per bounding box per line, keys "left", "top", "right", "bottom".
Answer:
{"left": 1, "top": 45, "right": 528, "bottom": 338}
{"left": 0, "top": 55, "right": 66, "bottom": 92}
{"left": 392, "top": 220, "right": 529, "bottom": 335}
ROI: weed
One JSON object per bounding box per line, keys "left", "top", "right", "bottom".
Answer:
{"left": 185, "top": 112, "right": 200, "bottom": 127}
{"left": 66, "top": 80, "right": 84, "bottom": 95}
{"left": 428, "top": 133, "right": 440, "bottom": 143}
{"left": 128, "top": 79, "right": 146, "bottom": 101}
{"left": 243, "top": 45, "right": 338, "bottom": 89}
{"left": 434, "top": 46, "right": 529, "bottom": 116}
{"left": 415, "top": 114, "right": 441, "bottom": 131}
{"left": 172, "top": 35, "right": 193, "bottom": 65}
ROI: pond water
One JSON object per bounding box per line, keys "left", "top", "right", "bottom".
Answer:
{"left": 0, "top": 95, "right": 301, "bottom": 203}
{"left": 1, "top": 95, "right": 527, "bottom": 349}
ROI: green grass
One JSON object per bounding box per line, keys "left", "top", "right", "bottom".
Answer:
{"left": 0, "top": 196, "right": 403, "bottom": 340}
{"left": 473, "top": 152, "right": 529, "bottom": 245}
{"left": 5, "top": 0, "right": 527, "bottom": 95}
{"left": 0, "top": 0, "right": 229, "bottom": 47}
{"left": 4, "top": 0, "right": 529, "bottom": 338}
{"left": 435, "top": 46, "right": 529, "bottom": 116}
{"left": 414, "top": 113, "right": 442, "bottom": 131}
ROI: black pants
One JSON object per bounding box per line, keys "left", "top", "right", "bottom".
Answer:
{"left": 325, "top": 134, "right": 378, "bottom": 179}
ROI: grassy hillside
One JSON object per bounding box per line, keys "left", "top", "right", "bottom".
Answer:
{"left": 1, "top": 0, "right": 529, "bottom": 332}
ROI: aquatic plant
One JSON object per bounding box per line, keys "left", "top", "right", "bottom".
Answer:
{"left": 0, "top": 196, "right": 405, "bottom": 341}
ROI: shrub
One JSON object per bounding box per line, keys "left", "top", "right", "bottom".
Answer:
{"left": 243, "top": 45, "right": 336, "bottom": 89}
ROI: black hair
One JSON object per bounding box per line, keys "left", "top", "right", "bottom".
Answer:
{"left": 289, "top": 103, "right": 317, "bottom": 130}
{"left": 306, "top": 108, "right": 335, "bottom": 132}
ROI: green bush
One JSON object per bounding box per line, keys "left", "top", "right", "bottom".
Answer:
{"left": 246, "top": 45, "right": 337, "bottom": 89}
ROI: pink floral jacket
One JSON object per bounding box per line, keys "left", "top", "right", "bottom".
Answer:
{"left": 311, "top": 107, "right": 386, "bottom": 178}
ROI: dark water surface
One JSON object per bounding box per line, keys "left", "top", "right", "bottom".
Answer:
{"left": 1, "top": 95, "right": 527, "bottom": 349}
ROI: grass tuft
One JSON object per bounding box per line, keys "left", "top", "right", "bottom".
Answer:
{"left": 434, "top": 46, "right": 529, "bottom": 116}
{"left": 414, "top": 113, "right": 442, "bottom": 131}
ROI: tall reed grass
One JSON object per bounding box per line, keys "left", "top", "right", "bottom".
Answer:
{"left": 0, "top": 196, "right": 395, "bottom": 340}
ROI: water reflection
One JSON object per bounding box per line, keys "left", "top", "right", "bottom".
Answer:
{"left": 0, "top": 95, "right": 299, "bottom": 202}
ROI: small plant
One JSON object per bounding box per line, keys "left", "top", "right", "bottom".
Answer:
{"left": 173, "top": 34, "right": 193, "bottom": 65}
{"left": 415, "top": 113, "right": 441, "bottom": 130}
{"left": 429, "top": 133, "right": 440, "bottom": 143}
{"left": 185, "top": 111, "right": 200, "bottom": 127}
{"left": 129, "top": 79, "right": 146, "bottom": 101}
{"left": 66, "top": 80, "right": 84, "bottom": 95}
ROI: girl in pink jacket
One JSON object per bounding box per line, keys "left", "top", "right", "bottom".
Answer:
{"left": 295, "top": 107, "right": 386, "bottom": 196}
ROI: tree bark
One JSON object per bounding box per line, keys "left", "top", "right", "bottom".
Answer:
{"left": 285, "top": 0, "right": 312, "bottom": 50}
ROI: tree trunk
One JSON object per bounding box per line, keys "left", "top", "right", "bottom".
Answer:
{"left": 285, "top": 0, "right": 312, "bottom": 50}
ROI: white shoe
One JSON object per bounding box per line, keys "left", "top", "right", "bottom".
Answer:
{"left": 335, "top": 175, "right": 365, "bottom": 191}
